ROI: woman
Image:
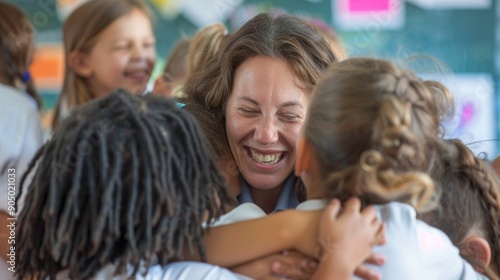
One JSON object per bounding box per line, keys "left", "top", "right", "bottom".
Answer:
{"left": 184, "top": 13, "right": 342, "bottom": 213}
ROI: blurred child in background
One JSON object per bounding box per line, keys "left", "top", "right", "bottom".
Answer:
{"left": 154, "top": 23, "right": 228, "bottom": 99}
{"left": 153, "top": 38, "right": 191, "bottom": 97}
{"left": 0, "top": 1, "right": 43, "bottom": 277}
{"left": 187, "top": 23, "right": 228, "bottom": 78}
{"left": 52, "top": 0, "right": 156, "bottom": 131}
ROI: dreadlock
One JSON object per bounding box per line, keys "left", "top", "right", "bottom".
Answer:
{"left": 419, "top": 139, "right": 500, "bottom": 279}
{"left": 16, "top": 89, "right": 232, "bottom": 279}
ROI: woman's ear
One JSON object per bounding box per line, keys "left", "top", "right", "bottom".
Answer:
{"left": 68, "top": 51, "right": 92, "bottom": 77}
{"left": 461, "top": 236, "right": 491, "bottom": 272}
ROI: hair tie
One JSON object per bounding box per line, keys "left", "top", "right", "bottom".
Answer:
{"left": 21, "top": 71, "right": 31, "bottom": 83}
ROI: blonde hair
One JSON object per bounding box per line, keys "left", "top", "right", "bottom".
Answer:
{"left": 304, "top": 57, "right": 453, "bottom": 211}
{"left": 187, "top": 23, "right": 228, "bottom": 76}
{"left": 52, "top": 0, "right": 152, "bottom": 130}
{"left": 161, "top": 38, "right": 190, "bottom": 84}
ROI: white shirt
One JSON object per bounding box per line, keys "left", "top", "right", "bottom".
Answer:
{"left": 55, "top": 262, "right": 248, "bottom": 280}
{"left": 0, "top": 84, "right": 43, "bottom": 279}
{"left": 299, "top": 200, "right": 488, "bottom": 280}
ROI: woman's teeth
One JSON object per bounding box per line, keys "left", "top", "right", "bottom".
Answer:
{"left": 250, "top": 149, "right": 283, "bottom": 164}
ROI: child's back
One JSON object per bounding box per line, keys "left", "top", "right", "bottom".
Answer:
{"left": 16, "top": 90, "right": 233, "bottom": 279}
{"left": 298, "top": 57, "right": 488, "bottom": 279}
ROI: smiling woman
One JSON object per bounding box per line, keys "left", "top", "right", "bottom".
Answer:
{"left": 184, "top": 13, "right": 341, "bottom": 213}
{"left": 225, "top": 56, "right": 308, "bottom": 206}
{"left": 52, "top": 0, "right": 156, "bottom": 131}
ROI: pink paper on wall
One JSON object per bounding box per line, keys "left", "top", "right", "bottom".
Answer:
{"left": 349, "top": 0, "right": 390, "bottom": 13}
{"left": 333, "top": 0, "right": 404, "bottom": 31}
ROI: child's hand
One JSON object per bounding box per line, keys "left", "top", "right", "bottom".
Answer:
{"left": 315, "top": 198, "right": 386, "bottom": 279}
{"left": 230, "top": 250, "right": 316, "bottom": 280}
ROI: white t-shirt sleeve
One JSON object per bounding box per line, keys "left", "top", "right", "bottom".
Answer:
{"left": 357, "top": 203, "right": 488, "bottom": 280}
{"left": 208, "top": 203, "right": 267, "bottom": 227}
{"left": 416, "top": 220, "right": 489, "bottom": 280}
{"left": 0, "top": 90, "right": 43, "bottom": 214}
{"left": 138, "top": 262, "right": 251, "bottom": 280}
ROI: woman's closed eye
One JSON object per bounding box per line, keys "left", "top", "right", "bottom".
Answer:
{"left": 238, "top": 108, "right": 259, "bottom": 117}
{"left": 278, "top": 111, "right": 304, "bottom": 123}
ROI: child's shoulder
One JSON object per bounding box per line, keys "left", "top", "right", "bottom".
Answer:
{"left": 0, "top": 83, "right": 38, "bottom": 111}
{"left": 211, "top": 203, "right": 267, "bottom": 227}
{"left": 372, "top": 202, "right": 487, "bottom": 280}
{"left": 375, "top": 202, "right": 417, "bottom": 225}
{"left": 374, "top": 202, "right": 452, "bottom": 247}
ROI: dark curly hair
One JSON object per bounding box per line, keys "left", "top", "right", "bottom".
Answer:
{"left": 16, "top": 90, "right": 232, "bottom": 279}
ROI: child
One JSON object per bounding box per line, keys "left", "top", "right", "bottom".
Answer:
{"left": 155, "top": 23, "right": 228, "bottom": 99}
{"left": 16, "top": 90, "right": 383, "bottom": 280}
{"left": 420, "top": 139, "right": 500, "bottom": 279}
{"left": 0, "top": 2, "right": 43, "bottom": 277}
{"left": 153, "top": 38, "right": 191, "bottom": 97}
{"left": 186, "top": 23, "right": 228, "bottom": 78}
{"left": 52, "top": 0, "right": 156, "bottom": 131}
{"left": 16, "top": 90, "right": 232, "bottom": 279}
{"left": 0, "top": 1, "right": 41, "bottom": 108}
{"left": 294, "top": 57, "right": 487, "bottom": 279}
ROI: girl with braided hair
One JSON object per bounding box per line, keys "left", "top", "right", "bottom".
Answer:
{"left": 292, "top": 57, "right": 490, "bottom": 279}
{"left": 420, "top": 139, "right": 500, "bottom": 279}
{"left": 0, "top": 1, "right": 43, "bottom": 277}
{"left": 15, "top": 90, "right": 235, "bottom": 279}
{"left": 0, "top": 1, "right": 41, "bottom": 108}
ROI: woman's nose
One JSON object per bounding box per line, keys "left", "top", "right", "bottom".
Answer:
{"left": 254, "top": 118, "right": 278, "bottom": 145}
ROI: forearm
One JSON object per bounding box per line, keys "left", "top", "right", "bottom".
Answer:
{"left": 184, "top": 209, "right": 322, "bottom": 267}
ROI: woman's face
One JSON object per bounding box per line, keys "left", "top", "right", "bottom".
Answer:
{"left": 225, "top": 56, "right": 309, "bottom": 190}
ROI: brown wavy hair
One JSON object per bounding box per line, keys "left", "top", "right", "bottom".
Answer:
{"left": 420, "top": 139, "right": 500, "bottom": 279}
{"left": 183, "top": 14, "right": 339, "bottom": 201}
{"left": 0, "top": 1, "right": 41, "bottom": 108}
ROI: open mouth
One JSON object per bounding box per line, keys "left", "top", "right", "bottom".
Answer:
{"left": 125, "top": 69, "right": 150, "bottom": 81}
{"left": 248, "top": 148, "right": 284, "bottom": 165}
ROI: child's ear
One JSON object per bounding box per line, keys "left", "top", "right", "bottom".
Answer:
{"left": 68, "top": 51, "right": 92, "bottom": 77}
{"left": 461, "top": 236, "right": 491, "bottom": 272}
{"left": 295, "top": 137, "right": 315, "bottom": 177}
{"left": 153, "top": 78, "right": 163, "bottom": 92}
{"left": 491, "top": 155, "right": 500, "bottom": 176}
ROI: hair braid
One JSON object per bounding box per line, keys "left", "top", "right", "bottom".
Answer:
{"left": 453, "top": 140, "right": 500, "bottom": 274}
{"left": 419, "top": 139, "right": 500, "bottom": 278}
{"left": 306, "top": 58, "right": 452, "bottom": 211}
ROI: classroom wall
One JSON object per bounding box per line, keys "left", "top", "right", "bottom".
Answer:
{"left": 7, "top": 0, "right": 498, "bottom": 157}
